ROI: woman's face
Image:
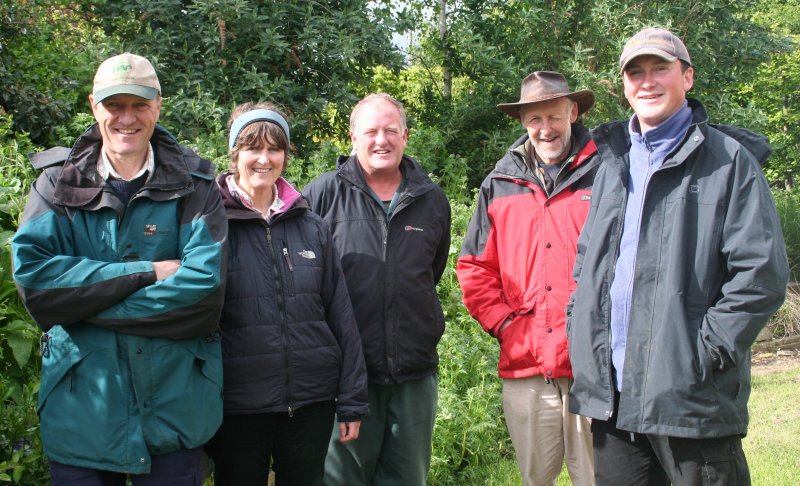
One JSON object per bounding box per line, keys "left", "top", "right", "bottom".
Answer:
{"left": 235, "top": 138, "right": 285, "bottom": 198}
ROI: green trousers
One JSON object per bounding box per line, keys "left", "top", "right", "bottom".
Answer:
{"left": 323, "top": 374, "right": 438, "bottom": 486}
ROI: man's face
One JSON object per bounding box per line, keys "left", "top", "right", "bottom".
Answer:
{"left": 89, "top": 93, "right": 162, "bottom": 165}
{"left": 520, "top": 97, "right": 578, "bottom": 165}
{"left": 350, "top": 100, "right": 408, "bottom": 177}
{"left": 623, "top": 55, "right": 693, "bottom": 133}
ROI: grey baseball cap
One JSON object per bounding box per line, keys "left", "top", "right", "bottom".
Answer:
{"left": 619, "top": 28, "right": 692, "bottom": 71}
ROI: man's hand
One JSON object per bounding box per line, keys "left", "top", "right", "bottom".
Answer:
{"left": 153, "top": 260, "right": 181, "bottom": 281}
{"left": 338, "top": 421, "right": 361, "bottom": 443}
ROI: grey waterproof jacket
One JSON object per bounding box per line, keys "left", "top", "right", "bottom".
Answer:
{"left": 567, "top": 99, "right": 788, "bottom": 438}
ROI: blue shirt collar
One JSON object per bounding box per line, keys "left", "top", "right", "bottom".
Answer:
{"left": 629, "top": 101, "right": 692, "bottom": 156}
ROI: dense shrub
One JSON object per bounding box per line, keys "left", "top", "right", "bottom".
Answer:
{"left": 429, "top": 200, "right": 514, "bottom": 484}
{"left": 0, "top": 116, "right": 48, "bottom": 484}
{"left": 774, "top": 188, "right": 800, "bottom": 282}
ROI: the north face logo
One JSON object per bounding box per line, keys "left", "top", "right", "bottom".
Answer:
{"left": 405, "top": 225, "right": 423, "bottom": 232}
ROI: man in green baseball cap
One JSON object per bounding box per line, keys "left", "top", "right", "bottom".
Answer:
{"left": 12, "top": 52, "right": 228, "bottom": 484}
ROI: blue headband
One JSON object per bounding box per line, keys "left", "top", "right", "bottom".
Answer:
{"left": 228, "top": 109, "right": 291, "bottom": 149}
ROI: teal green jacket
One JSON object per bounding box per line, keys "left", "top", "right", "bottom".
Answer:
{"left": 11, "top": 124, "right": 227, "bottom": 473}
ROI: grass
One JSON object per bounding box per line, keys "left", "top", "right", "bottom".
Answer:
{"left": 746, "top": 366, "right": 800, "bottom": 485}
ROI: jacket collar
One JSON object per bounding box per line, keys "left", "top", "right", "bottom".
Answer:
{"left": 53, "top": 124, "right": 194, "bottom": 208}
{"left": 495, "top": 123, "right": 598, "bottom": 186}
{"left": 216, "top": 172, "right": 309, "bottom": 223}
{"left": 593, "top": 97, "right": 772, "bottom": 170}
{"left": 335, "top": 153, "right": 437, "bottom": 199}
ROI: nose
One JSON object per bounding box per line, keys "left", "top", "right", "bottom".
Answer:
{"left": 257, "top": 149, "right": 270, "bottom": 164}
{"left": 642, "top": 69, "right": 657, "bottom": 87}
{"left": 118, "top": 106, "right": 136, "bottom": 124}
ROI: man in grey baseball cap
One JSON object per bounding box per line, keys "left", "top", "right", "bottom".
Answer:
{"left": 566, "top": 27, "right": 788, "bottom": 486}
{"left": 12, "top": 52, "right": 227, "bottom": 484}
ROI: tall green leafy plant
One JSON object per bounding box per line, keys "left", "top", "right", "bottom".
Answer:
{"left": 0, "top": 115, "right": 48, "bottom": 484}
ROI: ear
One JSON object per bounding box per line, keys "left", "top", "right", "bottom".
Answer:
{"left": 154, "top": 96, "right": 162, "bottom": 121}
{"left": 349, "top": 130, "right": 357, "bottom": 145}
{"left": 683, "top": 66, "right": 694, "bottom": 92}
{"left": 569, "top": 100, "right": 579, "bottom": 123}
{"left": 89, "top": 95, "right": 100, "bottom": 122}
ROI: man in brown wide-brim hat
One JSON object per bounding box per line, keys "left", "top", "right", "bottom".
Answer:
{"left": 457, "top": 70, "right": 599, "bottom": 485}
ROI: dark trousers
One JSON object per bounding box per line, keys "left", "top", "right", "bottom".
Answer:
{"left": 592, "top": 392, "right": 750, "bottom": 486}
{"left": 48, "top": 447, "right": 203, "bottom": 486}
{"left": 205, "top": 400, "right": 335, "bottom": 486}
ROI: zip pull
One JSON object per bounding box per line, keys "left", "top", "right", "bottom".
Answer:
{"left": 288, "top": 405, "right": 294, "bottom": 418}
{"left": 282, "top": 248, "right": 294, "bottom": 271}
{"left": 39, "top": 333, "right": 50, "bottom": 358}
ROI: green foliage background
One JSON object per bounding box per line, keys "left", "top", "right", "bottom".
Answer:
{"left": 0, "top": 0, "right": 798, "bottom": 484}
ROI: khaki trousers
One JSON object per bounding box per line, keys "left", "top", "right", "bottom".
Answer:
{"left": 503, "top": 376, "right": 594, "bottom": 486}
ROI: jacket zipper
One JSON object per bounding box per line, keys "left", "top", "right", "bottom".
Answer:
{"left": 266, "top": 226, "right": 293, "bottom": 415}
{"left": 604, "top": 160, "right": 631, "bottom": 420}
{"left": 282, "top": 246, "right": 295, "bottom": 297}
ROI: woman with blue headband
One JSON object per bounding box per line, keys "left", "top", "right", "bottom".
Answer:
{"left": 205, "top": 102, "right": 368, "bottom": 486}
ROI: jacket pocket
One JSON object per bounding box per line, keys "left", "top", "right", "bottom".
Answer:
{"left": 148, "top": 337, "right": 223, "bottom": 453}
{"left": 498, "top": 309, "right": 537, "bottom": 372}
{"left": 696, "top": 334, "right": 740, "bottom": 400}
{"left": 38, "top": 339, "right": 92, "bottom": 413}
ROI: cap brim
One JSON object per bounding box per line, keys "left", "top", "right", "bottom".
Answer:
{"left": 498, "top": 90, "right": 595, "bottom": 118}
{"left": 93, "top": 85, "right": 159, "bottom": 105}
{"left": 620, "top": 48, "right": 678, "bottom": 71}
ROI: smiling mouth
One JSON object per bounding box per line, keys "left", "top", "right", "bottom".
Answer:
{"left": 252, "top": 168, "right": 272, "bottom": 173}
{"left": 116, "top": 129, "right": 139, "bottom": 135}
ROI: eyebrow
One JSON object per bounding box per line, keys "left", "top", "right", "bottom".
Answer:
{"left": 626, "top": 59, "right": 671, "bottom": 71}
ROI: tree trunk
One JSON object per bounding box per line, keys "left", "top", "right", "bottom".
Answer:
{"left": 439, "top": 0, "right": 452, "bottom": 102}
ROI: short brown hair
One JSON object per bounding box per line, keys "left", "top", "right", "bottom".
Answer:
{"left": 227, "top": 102, "right": 292, "bottom": 175}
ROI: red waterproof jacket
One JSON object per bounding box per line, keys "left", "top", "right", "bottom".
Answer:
{"left": 457, "top": 124, "right": 599, "bottom": 379}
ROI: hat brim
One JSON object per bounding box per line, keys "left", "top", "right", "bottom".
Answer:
{"left": 619, "top": 48, "right": 678, "bottom": 71}
{"left": 93, "top": 85, "right": 159, "bottom": 105}
{"left": 497, "top": 90, "right": 595, "bottom": 119}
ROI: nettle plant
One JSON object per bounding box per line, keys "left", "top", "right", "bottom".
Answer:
{"left": 0, "top": 115, "right": 49, "bottom": 484}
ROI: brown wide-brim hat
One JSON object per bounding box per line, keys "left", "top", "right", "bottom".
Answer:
{"left": 497, "top": 71, "right": 595, "bottom": 119}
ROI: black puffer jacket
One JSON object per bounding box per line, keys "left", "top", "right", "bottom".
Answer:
{"left": 302, "top": 154, "right": 451, "bottom": 385}
{"left": 217, "top": 173, "right": 368, "bottom": 421}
